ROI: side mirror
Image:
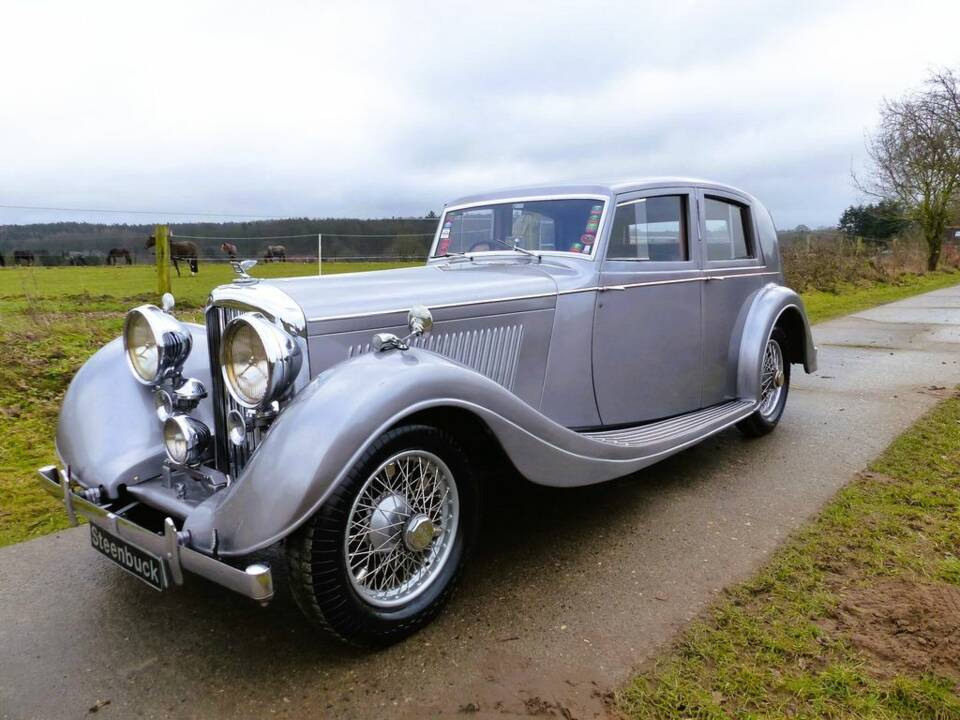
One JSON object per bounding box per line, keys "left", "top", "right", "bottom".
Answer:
{"left": 407, "top": 305, "right": 433, "bottom": 337}
{"left": 161, "top": 292, "right": 176, "bottom": 313}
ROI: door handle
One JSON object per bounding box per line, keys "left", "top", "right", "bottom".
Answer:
{"left": 705, "top": 275, "right": 725, "bottom": 281}
{"left": 599, "top": 285, "right": 626, "bottom": 292}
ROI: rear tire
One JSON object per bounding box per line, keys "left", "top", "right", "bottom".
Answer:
{"left": 737, "top": 328, "right": 790, "bottom": 438}
{"left": 285, "top": 423, "right": 479, "bottom": 647}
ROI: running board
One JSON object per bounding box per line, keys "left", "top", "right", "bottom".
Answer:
{"left": 580, "top": 400, "right": 756, "bottom": 448}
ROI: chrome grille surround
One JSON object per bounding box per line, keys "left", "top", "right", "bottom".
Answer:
{"left": 205, "top": 284, "right": 309, "bottom": 478}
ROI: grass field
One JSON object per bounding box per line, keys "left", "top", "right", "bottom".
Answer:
{"left": 617, "top": 392, "right": 960, "bottom": 719}
{"left": 0, "top": 264, "right": 958, "bottom": 548}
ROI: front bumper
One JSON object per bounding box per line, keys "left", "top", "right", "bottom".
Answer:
{"left": 36, "top": 465, "right": 274, "bottom": 604}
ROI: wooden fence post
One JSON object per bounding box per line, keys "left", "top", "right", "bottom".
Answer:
{"left": 155, "top": 224, "right": 171, "bottom": 296}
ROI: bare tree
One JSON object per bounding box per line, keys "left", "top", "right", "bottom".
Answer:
{"left": 860, "top": 69, "right": 960, "bottom": 270}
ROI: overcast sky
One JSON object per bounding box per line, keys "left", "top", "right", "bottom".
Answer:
{"left": 2, "top": 0, "right": 959, "bottom": 228}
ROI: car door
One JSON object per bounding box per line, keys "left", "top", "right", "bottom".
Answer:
{"left": 697, "top": 189, "right": 770, "bottom": 406}
{"left": 592, "top": 188, "right": 702, "bottom": 426}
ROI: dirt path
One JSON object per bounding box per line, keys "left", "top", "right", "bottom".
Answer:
{"left": 1, "top": 286, "right": 958, "bottom": 720}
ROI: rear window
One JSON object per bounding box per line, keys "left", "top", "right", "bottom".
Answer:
{"left": 704, "top": 197, "right": 754, "bottom": 261}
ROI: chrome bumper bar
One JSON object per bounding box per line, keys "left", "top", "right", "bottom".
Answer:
{"left": 36, "top": 465, "right": 274, "bottom": 604}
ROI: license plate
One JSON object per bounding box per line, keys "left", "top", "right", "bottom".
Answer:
{"left": 90, "top": 524, "right": 166, "bottom": 591}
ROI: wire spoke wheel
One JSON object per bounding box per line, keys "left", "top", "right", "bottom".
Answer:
{"left": 344, "top": 450, "right": 459, "bottom": 607}
{"left": 758, "top": 338, "right": 785, "bottom": 420}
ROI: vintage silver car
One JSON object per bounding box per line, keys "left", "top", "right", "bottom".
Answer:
{"left": 38, "top": 178, "right": 816, "bottom": 645}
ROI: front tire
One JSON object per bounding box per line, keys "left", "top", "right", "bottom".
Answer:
{"left": 285, "top": 424, "right": 479, "bottom": 647}
{"left": 737, "top": 329, "right": 790, "bottom": 438}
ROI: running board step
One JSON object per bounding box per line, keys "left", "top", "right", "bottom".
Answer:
{"left": 581, "top": 400, "right": 755, "bottom": 448}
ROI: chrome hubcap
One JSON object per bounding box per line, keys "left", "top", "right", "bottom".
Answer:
{"left": 344, "top": 450, "right": 459, "bottom": 607}
{"left": 404, "top": 514, "right": 437, "bottom": 552}
{"left": 758, "top": 338, "right": 785, "bottom": 419}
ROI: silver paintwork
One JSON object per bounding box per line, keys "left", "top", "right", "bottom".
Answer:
{"left": 47, "top": 178, "right": 817, "bottom": 594}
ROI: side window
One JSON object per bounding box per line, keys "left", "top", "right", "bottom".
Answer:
{"left": 607, "top": 195, "right": 688, "bottom": 261}
{"left": 704, "top": 197, "right": 754, "bottom": 261}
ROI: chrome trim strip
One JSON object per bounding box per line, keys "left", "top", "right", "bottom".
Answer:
{"left": 306, "top": 272, "right": 778, "bottom": 322}
{"left": 36, "top": 465, "right": 274, "bottom": 603}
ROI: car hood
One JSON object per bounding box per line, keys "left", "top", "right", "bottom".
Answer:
{"left": 263, "top": 261, "right": 559, "bottom": 333}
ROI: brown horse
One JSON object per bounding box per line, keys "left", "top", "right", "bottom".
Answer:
{"left": 263, "top": 244, "right": 287, "bottom": 262}
{"left": 106, "top": 248, "right": 132, "bottom": 265}
{"left": 145, "top": 236, "right": 199, "bottom": 276}
{"left": 219, "top": 242, "right": 238, "bottom": 259}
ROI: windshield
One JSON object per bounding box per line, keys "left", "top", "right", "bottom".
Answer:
{"left": 433, "top": 198, "right": 605, "bottom": 257}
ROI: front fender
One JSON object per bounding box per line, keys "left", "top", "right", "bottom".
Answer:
{"left": 187, "top": 349, "right": 712, "bottom": 557}
{"left": 56, "top": 325, "right": 214, "bottom": 496}
{"left": 736, "top": 284, "right": 817, "bottom": 402}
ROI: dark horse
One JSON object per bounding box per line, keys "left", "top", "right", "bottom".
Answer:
{"left": 145, "top": 236, "right": 199, "bottom": 276}
{"left": 263, "top": 244, "right": 287, "bottom": 262}
{"left": 13, "top": 250, "right": 34, "bottom": 266}
{"left": 107, "top": 248, "right": 132, "bottom": 265}
{"left": 219, "top": 242, "right": 238, "bottom": 259}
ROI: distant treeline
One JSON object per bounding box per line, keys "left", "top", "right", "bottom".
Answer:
{"left": 0, "top": 217, "right": 438, "bottom": 264}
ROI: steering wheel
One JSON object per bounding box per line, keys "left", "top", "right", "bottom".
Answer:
{"left": 467, "top": 241, "right": 494, "bottom": 253}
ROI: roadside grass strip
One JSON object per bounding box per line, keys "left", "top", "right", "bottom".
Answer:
{"left": 617, "top": 392, "right": 960, "bottom": 719}
{"left": 802, "top": 269, "right": 960, "bottom": 325}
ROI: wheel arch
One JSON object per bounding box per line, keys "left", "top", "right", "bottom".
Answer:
{"left": 736, "top": 284, "right": 817, "bottom": 402}
{"left": 391, "top": 405, "right": 517, "bottom": 481}
{"left": 773, "top": 305, "right": 810, "bottom": 366}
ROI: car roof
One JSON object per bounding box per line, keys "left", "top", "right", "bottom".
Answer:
{"left": 445, "top": 177, "right": 755, "bottom": 208}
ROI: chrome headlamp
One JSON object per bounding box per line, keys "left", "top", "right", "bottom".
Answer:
{"left": 220, "top": 312, "right": 302, "bottom": 409}
{"left": 123, "top": 304, "right": 192, "bottom": 386}
{"left": 162, "top": 415, "right": 211, "bottom": 466}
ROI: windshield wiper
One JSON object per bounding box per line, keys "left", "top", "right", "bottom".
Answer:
{"left": 492, "top": 237, "right": 541, "bottom": 261}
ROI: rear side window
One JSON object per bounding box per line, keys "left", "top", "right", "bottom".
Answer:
{"left": 607, "top": 195, "right": 688, "bottom": 261}
{"left": 704, "top": 197, "right": 754, "bottom": 261}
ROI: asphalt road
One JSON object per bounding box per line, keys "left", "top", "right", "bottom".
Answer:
{"left": 2, "top": 286, "right": 959, "bottom": 720}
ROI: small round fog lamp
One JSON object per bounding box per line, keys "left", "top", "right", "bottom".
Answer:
{"left": 153, "top": 389, "right": 174, "bottom": 421}
{"left": 226, "top": 409, "right": 248, "bottom": 447}
{"left": 162, "top": 415, "right": 210, "bottom": 466}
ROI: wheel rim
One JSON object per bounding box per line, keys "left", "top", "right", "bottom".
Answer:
{"left": 758, "top": 338, "right": 785, "bottom": 420}
{"left": 344, "top": 450, "right": 459, "bottom": 608}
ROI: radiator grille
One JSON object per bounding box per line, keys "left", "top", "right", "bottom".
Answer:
{"left": 206, "top": 305, "right": 260, "bottom": 477}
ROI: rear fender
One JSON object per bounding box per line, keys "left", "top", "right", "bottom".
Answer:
{"left": 736, "top": 284, "right": 817, "bottom": 402}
